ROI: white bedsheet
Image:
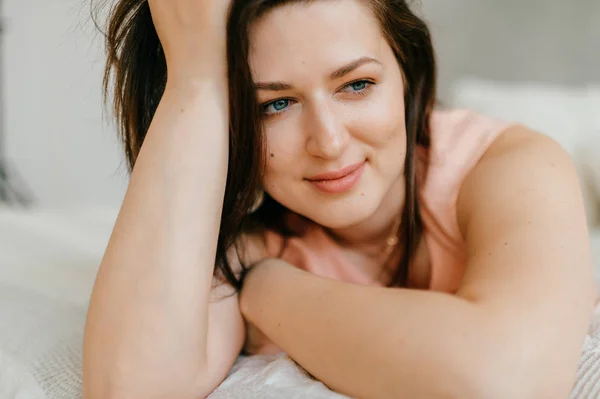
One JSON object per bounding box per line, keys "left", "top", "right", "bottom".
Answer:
{"left": 0, "top": 207, "right": 599, "bottom": 398}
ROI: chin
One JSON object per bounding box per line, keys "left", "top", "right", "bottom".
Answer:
{"left": 300, "top": 192, "right": 383, "bottom": 229}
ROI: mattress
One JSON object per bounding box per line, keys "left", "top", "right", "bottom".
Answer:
{"left": 0, "top": 207, "right": 599, "bottom": 398}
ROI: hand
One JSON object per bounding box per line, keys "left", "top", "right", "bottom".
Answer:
{"left": 147, "top": 0, "right": 232, "bottom": 79}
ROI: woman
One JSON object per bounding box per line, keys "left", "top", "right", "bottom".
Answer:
{"left": 83, "top": 0, "right": 596, "bottom": 398}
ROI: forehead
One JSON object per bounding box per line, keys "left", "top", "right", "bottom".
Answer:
{"left": 248, "top": 0, "right": 387, "bottom": 81}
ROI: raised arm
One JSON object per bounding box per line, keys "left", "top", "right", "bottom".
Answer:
{"left": 83, "top": 2, "right": 244, "bottom": 398}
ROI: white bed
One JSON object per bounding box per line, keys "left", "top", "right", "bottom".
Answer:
{"left": 0, "top": 206, "right": 599, "bottom": 399}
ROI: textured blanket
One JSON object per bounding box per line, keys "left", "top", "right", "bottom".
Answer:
{"left": 1, "top": 208, "right": 599, "bottom": 398}
{"left": 2, "top": 288, "right": 600, "bottom": 399}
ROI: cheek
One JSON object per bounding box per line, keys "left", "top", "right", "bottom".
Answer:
{"left": 352, "top": 108, "right": 406, "bottom": 152}
{"left": 262, "top": 129, "right": 301, "bottom": 192}
{"left": 354, "top": 93, "right": 408, "bottom": 175}
{"left": 263, "top": 155, "right": 282, "bottom": 191}
{"left": 263, "top": 153, "right": 305, "bottom": 206}
{"left": 376, "top": 125, "right": 407, "bottom": 174}
{"left": 349, "top": 86, "right": 406, "bottom": 147}
{"left": 263, "top": 118, "right": 304, "bottom": 160}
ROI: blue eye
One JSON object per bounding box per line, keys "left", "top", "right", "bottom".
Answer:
{"left": 350, "top": 81, "right": 368, "bottom": 91}
{"left": 264, "top": 99, "right": 290, "bottom": 115}
{"left": 342, "top": 80, "right": 372, "bottom": 94}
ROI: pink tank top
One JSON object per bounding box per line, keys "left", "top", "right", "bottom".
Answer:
{"left": 264, "top": 109, "right": 514, "bottom": 293}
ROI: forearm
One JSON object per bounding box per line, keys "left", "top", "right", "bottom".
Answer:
{"left": 83, "top": 78, "right": 229, "bottom": 396}
{"left": 242, "top": 262, "right": 496, "bottom": 399}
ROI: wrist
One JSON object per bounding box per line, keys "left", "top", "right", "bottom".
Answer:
{"left": 239, "top": 261, "right": 269, "bottom": 320}
{"left": 167, "top": 69, "right": 227, "bottom": 88}
{"left": 163, "top": 76, "right": 229, "bottom": 110}
{"left": 239, "top": 259, "right": 290, "bottom": 321}
{"left": 166, "top": 49, "right": 228, "bottom": 90}
{"left": 165, "top": 77, "right": 223, "bottom": 95}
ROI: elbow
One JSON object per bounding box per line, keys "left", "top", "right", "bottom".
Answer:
{"left": 82, "top": 344, "right": 212, "bottom": 399}
{"left": 380, "top": 352, "right": 529, "bottom": 399}
{"left": 83, "top": 367, "right": 212, "bottom": 399}
{"left": 422, "top": 366, "right": 523, "bottom": 399}
{"left": 451, "top": 352, "right": 554, "bottom": 399}
{"left": 463, "top": 373, "right": 553, "bottom": 399}
{"left": 85, "top": 386, "right": 208, "bottom": 399}
{"left": 456, "top": 369, "right": 527, "bottom": 399}
{"left": 413, "top": 341, "right": 534, "bottom": 399}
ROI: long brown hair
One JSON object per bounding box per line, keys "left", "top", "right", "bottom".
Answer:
{"left": 92, "top": 0, "right": 436, "bottom": 290}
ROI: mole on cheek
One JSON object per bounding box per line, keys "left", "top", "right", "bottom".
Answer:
{"left": 270, "top": 153, "right": 275, "bottom": 158}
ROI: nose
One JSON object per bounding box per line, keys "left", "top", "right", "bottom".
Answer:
{"left": 305, "top": 101, "right": 349, "bottom": 160}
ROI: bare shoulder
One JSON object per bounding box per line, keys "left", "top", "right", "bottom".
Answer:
{"left": 457, "top": 124, "right": 580, "bottom": 232}
{"left": 455, "top": 122, "right": 594, "bottom": 303}
{"left": 451, "top": 123, "right": 594, "bottom": 399}
{"left": 481, "top": 123, "right": 569, "bottom": 162}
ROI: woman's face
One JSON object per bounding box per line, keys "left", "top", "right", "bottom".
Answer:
{"left": 249, "top": 0, "right": 407, "bottom": 228}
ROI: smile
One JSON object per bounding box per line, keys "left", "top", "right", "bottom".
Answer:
{"left": 306, "top": 161, "right": 366, "bottom": 194}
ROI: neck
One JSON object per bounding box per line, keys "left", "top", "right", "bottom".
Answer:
{"left": 325, "top": 175, "right": 406, "bottom": 259}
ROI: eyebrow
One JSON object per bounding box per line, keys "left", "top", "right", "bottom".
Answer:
{"left": 255, "top": 56, "right": 382, "bottom": 91}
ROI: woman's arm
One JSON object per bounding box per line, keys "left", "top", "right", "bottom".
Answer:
{"left": 83, "top": 80, "right": 243, "bottom": 399}
{"left": 82, "top": 3, "right": 244, "bottom": 395}
{"left": 241, "top": 126, "right": 596, "bottom": 399}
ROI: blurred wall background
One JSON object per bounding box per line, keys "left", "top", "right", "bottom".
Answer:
{"left": 3, "top": 1, "right": 127, "bottom": 208}
{"left": 1, "top": 0, "right": 599, "bottom": 208}
{"left": 422, "top": 0, "right": 600, "bottom": 100}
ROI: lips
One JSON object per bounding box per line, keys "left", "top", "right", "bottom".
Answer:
{"left": 307, "top": 162, "right": 365, "bottom": 181}
{"left": 306, "top": 161, "right": 366, "bottom": 194}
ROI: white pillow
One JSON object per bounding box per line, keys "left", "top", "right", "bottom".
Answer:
{"left": 450, "top": 78, "right": 600, "bottom": 226}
